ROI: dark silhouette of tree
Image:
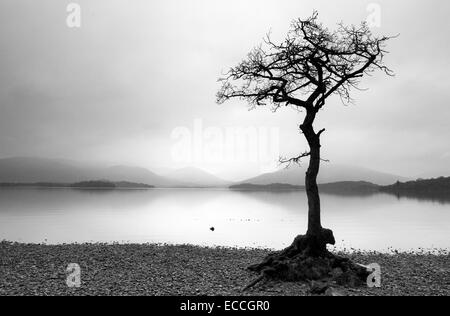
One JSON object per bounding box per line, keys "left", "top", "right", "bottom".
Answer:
{"left": 218, "top": 12, "right": 395, "bottom": 286}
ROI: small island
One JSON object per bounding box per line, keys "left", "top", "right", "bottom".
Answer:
{"left": 71, "top": 181, "right": 117, "bottom": 189}
{"left": 0, "top": 181, "right": 154, "bottom": 190}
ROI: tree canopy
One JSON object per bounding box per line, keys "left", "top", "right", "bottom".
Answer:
{"left": 217, "top": 12, "right": 394, "bottom": 113}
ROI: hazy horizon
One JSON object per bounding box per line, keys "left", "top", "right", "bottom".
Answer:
{"left": 0, "top": 155, "right": 434, "bottom": 185}
{"left": 1, "top": 0, "right": 449, "bottom": 181}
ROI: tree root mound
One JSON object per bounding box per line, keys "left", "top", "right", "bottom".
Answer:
{"left": 245, "top": 229, "right": 370, "bottom": 291}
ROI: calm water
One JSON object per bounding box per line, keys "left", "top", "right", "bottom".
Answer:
{"left": 0, "top": 188, "right": 449, "bottom": 252}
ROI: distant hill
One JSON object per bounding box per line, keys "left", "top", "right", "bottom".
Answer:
{"left": 162, "top": 167, "right": 231, "bottom": 187}
{"left": 230, "top": 181, "right": 380, "bottom": 195}
{"left": 0, "top": 157, "right": 225, "bottom": 188}
{"left": 381, "top": 177, "right": 450, "bottom": 192}
{"left": 380, "top": 177, "right": 450, "bottom": 202}
{"left": 414, "top": 168, "right": 450, "bottom": 180}
{"left": 72, "top": 181, "right": 154, "bottom": 189}
{"left": 99, "top": 165, "right": 180, "bottom": 187}
{"left": 71, "top": 181, "right": 116, "bottom": 189}
{"left": 230, "top": 183, "right": 303, "bottom": 191}
{"left": 0, "top": 157, "right": 411, "bottom": 189}
{"left": 0, "top": 182, "right": 68, "bottom": 188}
{"left": 113, "top": 181, "right": 155, "bottom": 189}
{"left": 319, "top": 181, "right": 380, "bottom": 196}
{"left": 0, "top": 157, "right": 184, "bottom": 187}
{"left": 0, "top": 181, "right": 154, "bottom": 189}
{"left": 230, "top": 179, "right": 450, "bottom": 200}
{"left": 0, "top": 157, "right": 94, "bottom": 183}
{"left": 240, "top": 164, "right": 408, "bottom": 186}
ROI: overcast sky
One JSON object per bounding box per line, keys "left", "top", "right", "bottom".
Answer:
{"left": 0, "top": 0, "right": 449, "bottom": 180}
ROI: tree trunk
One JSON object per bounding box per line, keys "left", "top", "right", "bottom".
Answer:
{"left": 299, "top": 110, "right": 331, "bottom": 255}
{"left": 305, "top": 130, "right": 322, "bottom": 237}
{"left": 245, "top": 110, "right": 370, "bottom": 289}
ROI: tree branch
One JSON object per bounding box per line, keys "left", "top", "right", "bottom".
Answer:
{"left": 317, "top": 128, "right": 326, "bottom": 137}
{"left": 279, "top": 151, "right": 311, "bottom": 168}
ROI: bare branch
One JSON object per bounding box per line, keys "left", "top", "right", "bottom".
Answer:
{"left": 217, "top": 12, "right": 395, "bottom": 115}
{"left": 279, "top": 151, "right": 311, "bottom": 168}
{"left": 317, "top": 128, "right": 326, "bottom": 137}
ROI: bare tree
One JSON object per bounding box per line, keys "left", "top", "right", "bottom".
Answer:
{"left": 218, "top": 12, "right": 394, "bottom": 285}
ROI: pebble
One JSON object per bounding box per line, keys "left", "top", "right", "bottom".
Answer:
{"left": 0, "top": 241, "right": 448, "bottom": 296}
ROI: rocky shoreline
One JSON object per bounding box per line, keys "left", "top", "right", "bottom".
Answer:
{"left": 0, "top": 242, "right": 448, "bottom": 296}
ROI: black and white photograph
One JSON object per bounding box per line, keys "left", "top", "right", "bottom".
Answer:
{"left": 0, "top": 0, "right": 449, "bottom": 302}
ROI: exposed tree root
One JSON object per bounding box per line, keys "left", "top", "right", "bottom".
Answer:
{"left": 243, "top": 228, "right": 370, "bottom": 292}
{"left": 242, "top": 275, "right": 266, "bottom": 292}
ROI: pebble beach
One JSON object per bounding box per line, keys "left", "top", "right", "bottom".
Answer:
{"left": 0, "top": 242, "right": 448, "bottom": 296}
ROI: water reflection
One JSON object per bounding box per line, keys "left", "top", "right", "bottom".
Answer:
{"left": 387, "top": 191, "right": 450, "bottom": 205}
{"left": 0, "top": 188, "right": 448, "bottom": 252}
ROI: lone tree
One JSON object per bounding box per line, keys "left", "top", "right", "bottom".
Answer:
{"left": 217, "top": 12, "right": 394, "bottom": 286}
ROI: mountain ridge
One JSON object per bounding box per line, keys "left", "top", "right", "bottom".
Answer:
{"left": 0, "top": 157, "right": 411, "bottom": 188}
{"left": 162, "top": 167, "right": 232, "bottom": 187}
{"left": 239, "top": 164, "right": 409, "bottom": 186}
{"left": 0, "top": 157, "right": 234, "bottom": 188}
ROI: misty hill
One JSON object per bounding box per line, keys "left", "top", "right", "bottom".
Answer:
{"left": 240, "top": 164, "right": 407, "bottom": 186}
{"left": 162, "top": 167, "right": 231, "bottom": 187}
{"left": 0, "top": 157, "right": 407, "bottom": 188}
{"left": 230, "top": 183, "right": 303, "bottom": 191}
{"left": 112, "top": 181, "right": 155, "bottom": 189}
{"left": 99, "top": 165, "right": 180, "bottom": 187}
{"left": 0, "top": 157, "right": 232, "bottom": 188}
{"left": 319, "top": 181, "right": 380, "bottom": 195}
{"left": 415, "top": 169, "right": 450, "bottom": 180}
{"left": 0, "top": 180, "right": 154, "bottom": 189}
{"left": 71, "top": 181, "right": 116, "bottom": 189}
{"left": 0, "top": 157, "right": 185, "bottom": 187}
{"left": 230, "top": 181, "right": 379, "bottom": 195}
{"left": 380, "top": 177, "right": 450, "bottom": 202}
{"left": 72, "top": 181, "right": 154, "bottom": 189}
{"left": 231, "top": 178, "right": 450, "bottom": 202}
{"left": 0, "top": 157, "right": 94, "bottom": 183}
